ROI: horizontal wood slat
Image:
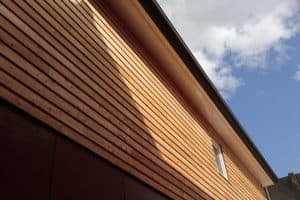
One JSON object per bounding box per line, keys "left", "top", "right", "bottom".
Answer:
{"left": 0, "top": 0, "right": 266, "bottom": 200}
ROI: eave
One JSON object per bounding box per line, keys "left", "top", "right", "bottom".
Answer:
{"left": 105, "top": 0, "right": 277, "bottom": 186}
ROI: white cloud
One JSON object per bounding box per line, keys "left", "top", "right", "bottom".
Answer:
{"left": 193, "top": 51, "right": 243, "bottom": 98}
{"left": 158, "top": 0, "right": 300, "bottom": 98}
{"left": 294, "top": 65, "right": 300, "bottom": 82}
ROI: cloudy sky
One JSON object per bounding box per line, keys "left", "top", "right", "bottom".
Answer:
{"left": 158, "top": 0, "right": 300, "bottom": 177}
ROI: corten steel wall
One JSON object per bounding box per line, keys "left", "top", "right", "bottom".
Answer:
{"left": 0, "top": 98, "right": 169, "bottom": 200}
{"left": 0, "top": 0, "right": 266, "bottom": 199}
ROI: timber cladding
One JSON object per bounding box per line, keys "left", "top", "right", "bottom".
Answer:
{"left": 0, "top": 0, "right": 266, "bottom": 200}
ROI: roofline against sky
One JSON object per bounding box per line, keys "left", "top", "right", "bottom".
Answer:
{"left": 138, "top": 0, "right": 278, "bottom": 183}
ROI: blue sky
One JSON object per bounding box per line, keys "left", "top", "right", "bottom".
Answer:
{"left": 158, "top": 0, "right": 300, "bottom": 177}
{"left": 229, "top": 33, "right": 300, "bottom": 177}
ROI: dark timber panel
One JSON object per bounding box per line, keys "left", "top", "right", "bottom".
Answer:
{"left": 0, "top": 98, "right": 55, "bottom": 200}
{"left": 125, "top": 175, "right": 169, "bottom": 200}
{"left": 52, "top": 134, "right": 124, "bottom": 200}
{"left": 0, "top": 98, "right": 169, "bottom": 200}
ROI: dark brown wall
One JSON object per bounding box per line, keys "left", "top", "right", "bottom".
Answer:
{"left": 0, "top": 98, "right": 169, "bottom": 200}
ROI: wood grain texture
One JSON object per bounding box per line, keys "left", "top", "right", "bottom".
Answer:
{"left": 0, "top": 0, "right": 266, "bottom": 199}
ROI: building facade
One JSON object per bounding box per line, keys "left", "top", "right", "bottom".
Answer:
{"left": 267, "top": 173, "right": 300, "bottom": 200}
{"left": 0, "top": 0, "right": 276, "bottom": 199}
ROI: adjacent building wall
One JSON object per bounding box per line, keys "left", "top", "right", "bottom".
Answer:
{"left": 0, "top": 0, "right": 266, "bottom": 199}
{"left": 267, "top": 173, "right": 300, "bottom": 200}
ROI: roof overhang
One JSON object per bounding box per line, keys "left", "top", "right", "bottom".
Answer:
{"left": 104, "top": 0, "right": 277, "bottom": 186}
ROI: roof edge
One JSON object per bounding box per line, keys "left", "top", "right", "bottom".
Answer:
{"left": 138, "top": 0, "right": 277, "bottom": 183}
